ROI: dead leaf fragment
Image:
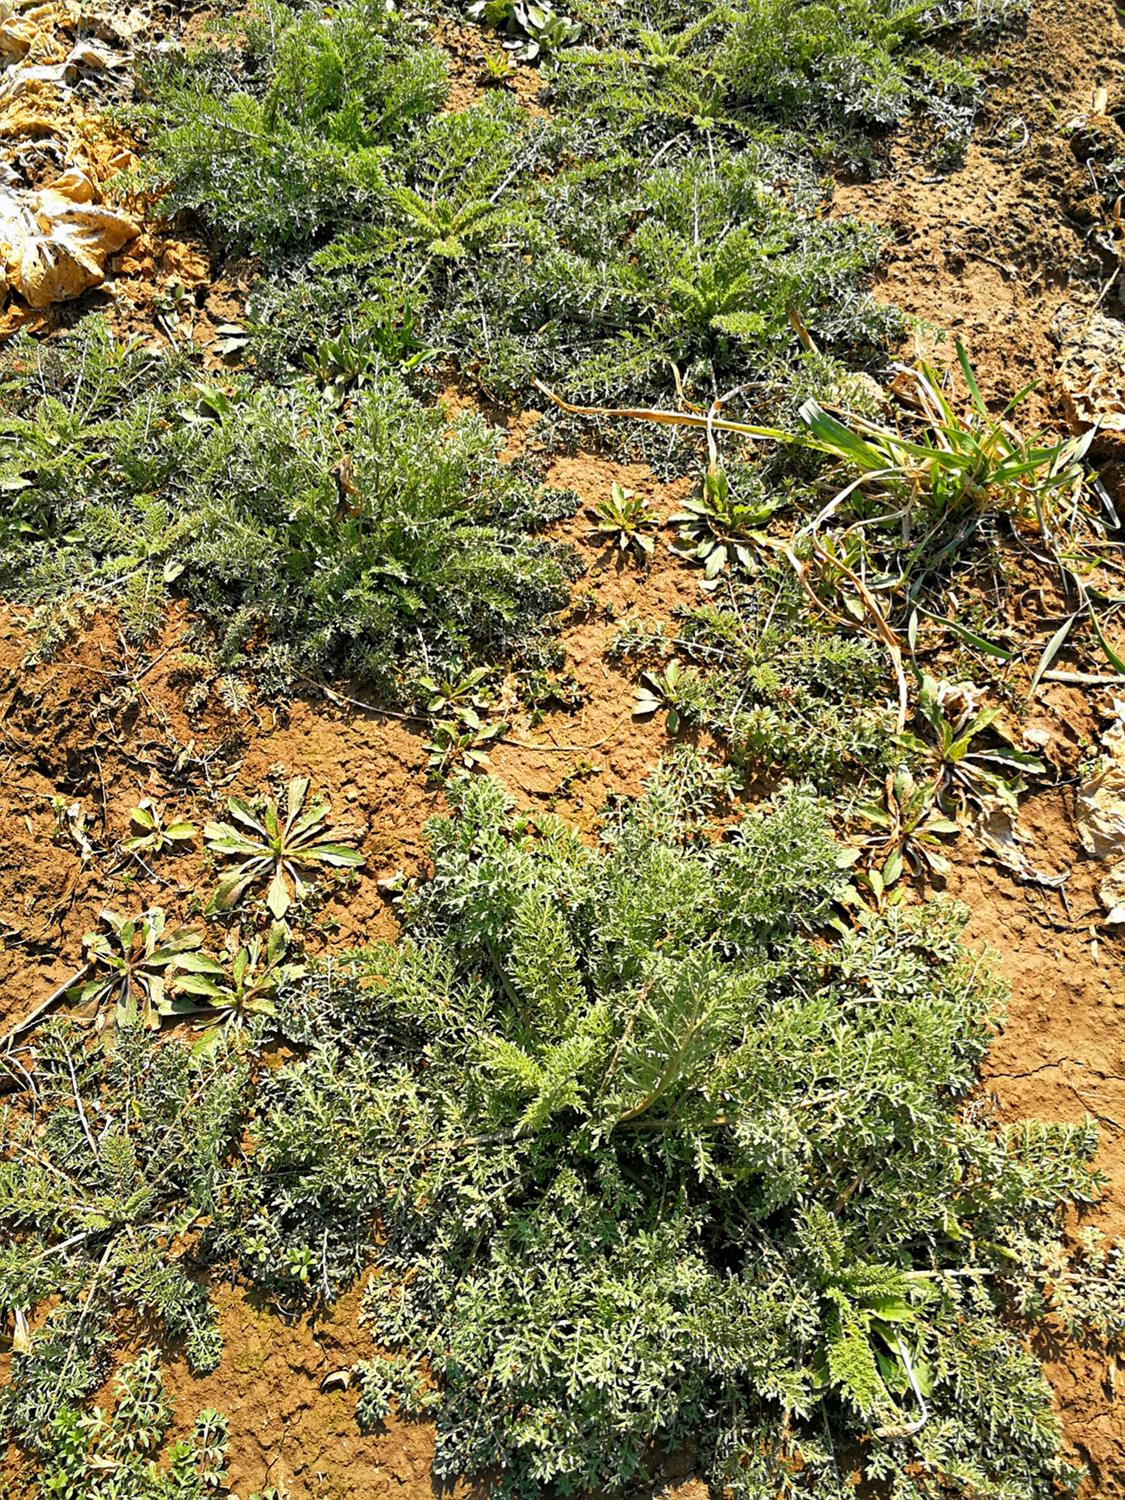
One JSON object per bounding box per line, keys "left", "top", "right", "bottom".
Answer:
{"left": 0, "top": 165, "right": 138, "bottom": 306}
{"left": 1076, "top": 701, "right": 1125, "bottom": 859}
{"left": 1076, "top": 699, "right": 1125, "bottom": 921}
{"left": 1055, "top": 305, "right": 1125, "bottom": 460}
{"left": 1099, "top": 863, "right": 1125, "bottom": 924}
{"left": 978, "top": 806, "right": 1068, "bottom": 888}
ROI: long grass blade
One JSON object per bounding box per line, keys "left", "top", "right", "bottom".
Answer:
{"left": 1028, "top": 614, "right": 1079, "bottom": 696}
{"left": 1088, "top": 603, "right": 1125, "bottom": 676}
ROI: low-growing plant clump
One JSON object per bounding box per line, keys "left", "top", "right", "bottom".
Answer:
{"left": 0, "top": 320, "right": 575, "bottom": 696}
{"left": 128, "top": 1, "right": 900, "bottom": 417}
{"left": 3, "top": 760, "right": 1123, "bottom": 1495}
{"left": 194, "top": 760, "right": 1116, "bottom": 1497}
{"left": 620, "top": 569, "right": 895, "bottom": 787}
{"left": 0, "top": 1023, "right": 245, "bottom": 1398}
{"left": 4, "top": 1348, "right": 229, "bottom": 1500}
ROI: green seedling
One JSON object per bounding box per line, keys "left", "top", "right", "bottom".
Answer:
{"left": 901, "top": 674, "right": 1045, "bottom": 820}
{"left": 426, "top": 715, "right": 509, "bottom": 777}
{"left": 205, "top": 777, "right": 363, "bottom": 919}
{"left": 122, "top": 798, "right": 197, "bottom": 858}
{"left": 633, "top": 658, "right": 688, "bottom": 733}
{"left": 175, "top": 922, "right": 305, "bottom": 1033}
{"left": 418, "top": 666, "right": 495, "bottom": 718}
{"left": 846, "top": 767, "right": 962, "bottom": 901}
{"left": 587, "top": 481, "right": 658, "bottom": 563}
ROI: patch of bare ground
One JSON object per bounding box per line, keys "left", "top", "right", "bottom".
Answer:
{"left": 835, "top": 0, "right": 1124, "bottom": 438}
{"left": 437, "top": 17, "right": 549, "bottom": 116}
{"left": 0, "top": 445, "right": 705, "bottom": 1039}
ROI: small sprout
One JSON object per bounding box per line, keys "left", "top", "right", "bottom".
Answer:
{"left": 847, "top": 767, "right": 962, "bottom": 906}
{"left": 178, "top": 381, "right": 240, "bottom": 426}
{"left": 417, "top": 666, "right": 494, "bottom": 718}
{"left": 633, "top": 659, "right": 687, "bottom": 734}
{"left": 468, "top": 0, "right": 581, "bottom": 63}
{"left": 51, "top": 796, "right": 95, "bottom": 861}
{"left": 204, "top": 776, "right": 364, "bottom": 919}
{"left": 303, "top": 329, "right": 381, "bottom": 404}
{"left": 587, "top": 482, "right": 658, "bottom": 564}
{"left": 420, "top": 669, "right": 507, "bottom": 778}
{"left": 669, "top": 464, "right": 778, "bottom": 579}
{"left": 426, "top": 715, "right": 509, "bottom": 778}
{"left": 481, "top": 49, "right": 514, "bottom": 83}
{"left": 71, "top": 908, "right": 216, "bottom": 1031}
{"left": 122, "top": 798, "right": 197, "bottom": 858}
{"left": 175, "top": 922, "right": 304, "bottom": 1033}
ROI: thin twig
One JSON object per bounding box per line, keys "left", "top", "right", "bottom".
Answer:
{"left": 0, "top": 964, "right": 89, "bottom": 1051}
{"left": 783, "top": 544, "right": 908, "bottom": 732}
{"left": 531, "top": 378, "right": 786, "bottom": 441}
{"left": 297, "top": 675, "right": 429, "bottom": 725}
{"left": 304, "top": 674, "right": 629, "bottom": 754}
{"left": 1043, "top": 669, "right": 1125, "bottom": 685}
{"left": 498, "top": 717, "right": 632, "bottom": 753}
{"left": 66, "top": 1049, "right": 98, "bottom": 1160}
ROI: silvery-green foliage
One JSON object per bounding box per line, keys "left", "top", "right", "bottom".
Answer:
{"left": 216, "top": 758, "right": 1101, "bottom": 1498}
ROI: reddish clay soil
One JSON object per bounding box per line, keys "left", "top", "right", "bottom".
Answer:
{"left": 2, "top": 0, "right": 1125, "bottom": 1494}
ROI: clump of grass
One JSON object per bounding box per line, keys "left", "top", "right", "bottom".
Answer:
{"left": 798, "top": 341, "right": 1094, "bottom": 535}
{"left": 788, "top": 340, "right": 1111, "bottom": 680}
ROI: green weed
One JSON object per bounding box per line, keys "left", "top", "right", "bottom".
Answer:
{"left": 0, "top": 1024, "right": 247, "bottom": 1423}
{"left": 204, "top": 761, "right": 1111, "bottom": 1498}
{"left": 0, "top": 321, "right": 574, "bottom": 698}
{"left": 11, "top": 1351, "right": 228, "bottom": 1500}
{"left": 71, "top": 909, "right": 215, "bottom": 1032}
{"left": 204, "top": 776, "right": 363, "bottom": 919}
{"left": 121, "top": 800, "right": 197, "bottom": 860}
{"left": 586, "top": 481, "right": 659, "bottom": 564}
{"left": 619, "top": 570, "right": 894, "bottom": 786}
